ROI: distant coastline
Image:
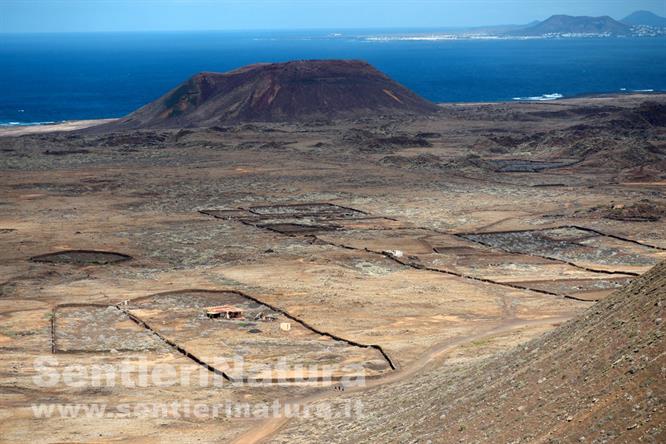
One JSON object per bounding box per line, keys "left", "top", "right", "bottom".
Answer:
{"left": 361, "top": 32, "right": 663, "bottom": 41}
{"left": 359, "top": 12, "right": 666, "bottom": 40}
{"left": 0, "top": 119, "right": 116, "bottom": 135}
{"left": 3, "top": 92, "right": 664, "bottom": 131}
{"left": 2, "top": 32, "right": 664, "bottom": 124}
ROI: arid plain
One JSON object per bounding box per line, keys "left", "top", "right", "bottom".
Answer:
{"left": 1, "top": 93, "right": 665, "bottom": 442}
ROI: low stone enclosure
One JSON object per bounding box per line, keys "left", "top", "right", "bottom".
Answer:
{"left": 202, "top": 203, "right": 666, "bottom": 302}
{"left": 31, "top": 250, "right": 132, "bottom": 265}
{"left": 201, "top": 202, "right": 403, "bottom": 235}
{"left": 51, "top": 290, "right": 394, "bottom": 384}
{"left": 487, "top": 158, "right": 580, "bottom": 173}
{"left": 458, "top": 226, "right": 665, "bottom": 270}
{"left": 42, "top": 206, "right": 666, "bottom": 387}
{"left": 52, "top": 304, "right": 167, "bottom": 353}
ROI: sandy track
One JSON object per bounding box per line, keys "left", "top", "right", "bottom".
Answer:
{"left": 233, "top": 315, "right": 572, "bottom": 444}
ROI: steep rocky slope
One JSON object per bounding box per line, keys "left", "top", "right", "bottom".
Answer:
{"left": 273, "top": 262, "right": 666, "bottom": 443}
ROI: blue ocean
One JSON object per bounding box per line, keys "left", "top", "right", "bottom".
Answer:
{"left": 1, "top": 30, "right": 665, "bottom": 125}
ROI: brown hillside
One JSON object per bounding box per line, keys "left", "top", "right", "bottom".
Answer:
{"left": 101, "top": 60, "right": 439, "bottom": 129}
{"left": 274, "top": 262, "right": 666, "bottom": 443}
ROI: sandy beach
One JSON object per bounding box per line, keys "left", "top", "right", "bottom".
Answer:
{"left": 0, "top": 119, "right": 115, "bottom": 137}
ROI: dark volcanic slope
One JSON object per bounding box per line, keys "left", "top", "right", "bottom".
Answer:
{"left": 510, "top": 14, "right": 631, "bottom": 35}
{"left": 104, "top": 60, "right": 440, "bottom": 129}
{"left": 275, "top": 261, "right": 666, "bottom": 443}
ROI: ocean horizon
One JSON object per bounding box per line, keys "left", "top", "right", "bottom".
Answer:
{"left": 2, "top": 30, "right": 665, "bottom": 125}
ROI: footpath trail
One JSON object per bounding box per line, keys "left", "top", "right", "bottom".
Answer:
{"left": 232, "top": 315, "right": 574, "bottom": 444}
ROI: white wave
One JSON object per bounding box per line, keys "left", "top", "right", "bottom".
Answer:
{"left": 631, "top": 89, "right": 654, "bottom": 92}
{"left": 512, "top": 93, "right": 564, "bottom": 101}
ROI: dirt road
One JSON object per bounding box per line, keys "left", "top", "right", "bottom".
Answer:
{"left": 233, "top": 315, "right": 573, "bottom": 444}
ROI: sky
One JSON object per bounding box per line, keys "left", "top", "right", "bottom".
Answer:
{"left": 2, "top": 0, "right": 666, "bottom": 33}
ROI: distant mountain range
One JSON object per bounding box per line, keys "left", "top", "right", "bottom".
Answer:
{"left": 504, "top": 10, "right": 666, "bottom": 37}
{"left": 362, "top": 10, "right": 666, "bottom": 41}
{"left": 621, "top": 10, "right": 666, "bottom": 27}
{"left": 509, "top": 14, "right": 631, "bottom": 36}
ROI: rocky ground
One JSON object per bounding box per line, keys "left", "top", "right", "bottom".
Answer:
{"left": 0, "top": 94, "right": 664, "bottom": 442}
{"left": 270, "top": 262, "right": 665, "bottom": 443}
